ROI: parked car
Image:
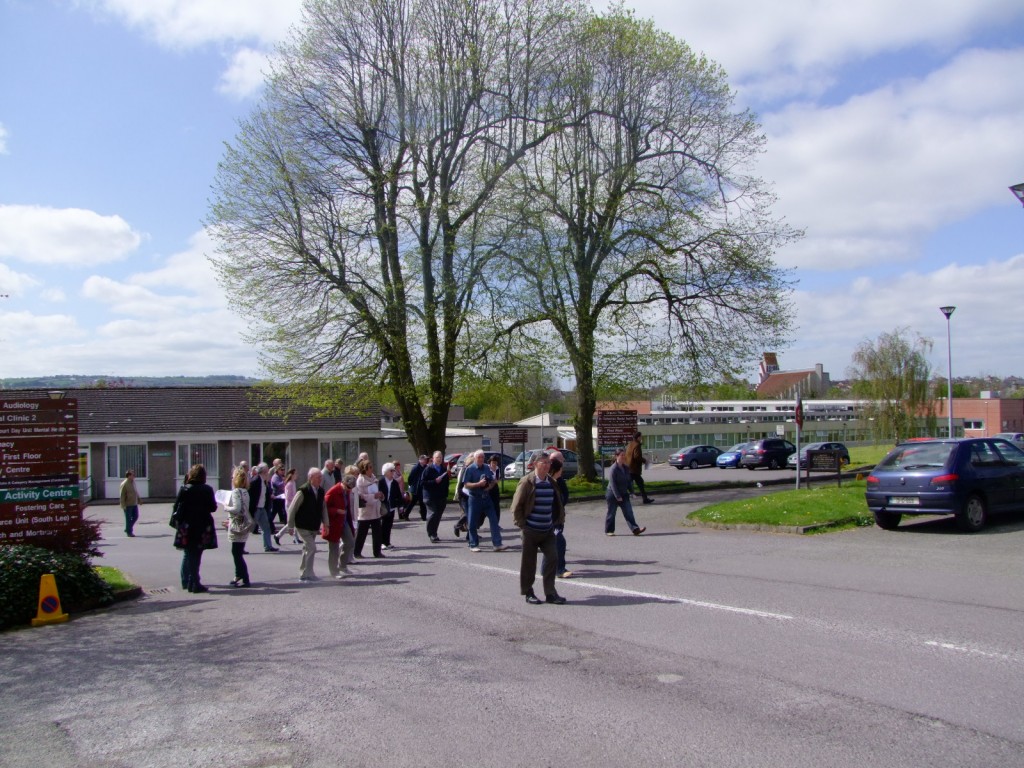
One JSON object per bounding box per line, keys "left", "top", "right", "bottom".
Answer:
{"left": 443, "top": 453, "right": 463, "bottom": 471}
{"left": 865, "top": 438, "right": 1024, "bottom": 532}
{"left": 994, "top": 432, "right": 1024, "bottom": 446}
{"left": 452, "top": 452, "right": 516, "bottom": 472}
{"left": 669, "top": 444, "right": 721, "bottom": 469}
{"left": 716, "top": 442, "right": 750, "bottom": 469}
{"left": 740, "top": 438, "right": 796, "bottom": 470}
{"left": 786, "top": 442, "right": 851, "bottom": 470}
{"left": 505, "top": 447, "right": 582, "bottom": 479}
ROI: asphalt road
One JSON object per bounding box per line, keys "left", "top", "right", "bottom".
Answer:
{"left": 2, "top": 491, "right": 1023, "bottom": 767}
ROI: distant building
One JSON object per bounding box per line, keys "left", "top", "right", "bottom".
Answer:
{"left": 933, "top": 395, "right": 1024, "bottom": 438}
{"left": 8, "top": 387, "right": 380, "bottom": 500}
{"left": 756, "top": 355, "right": 831, "bottom": 399}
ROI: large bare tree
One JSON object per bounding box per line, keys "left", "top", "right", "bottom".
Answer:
{"left": 209, "top": 0, "right": 581, "bottom": 453}
{"left": 488, "top": 9, "right": 799, "bottom": 478}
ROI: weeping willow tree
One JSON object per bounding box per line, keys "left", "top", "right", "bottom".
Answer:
{"left": 208, "top": 0, "right": 584, "bottom": 454}
{"left": 849, "top": 328, "right": 936, "bottom": 442}
{"left": 485, "top": 7, "right": 799, "bottom": 479}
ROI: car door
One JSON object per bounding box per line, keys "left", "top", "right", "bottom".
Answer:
{"left": 992, "top": 440, "right": 1024, "bottom": 509}
{"left": 968, "top": 441, "right": 1015, "bottom": 512}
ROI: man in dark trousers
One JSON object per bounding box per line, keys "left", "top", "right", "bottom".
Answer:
{"left": 606, "top": 448, "right": 646, "bottom": 536}
{"left": 510, "top": 452, "right": 566, "bottom": 605}
{"left": 404, "top": 454, "right": 429, "bottom": 521}
{"left": 422, "top": 451, "right": 451, "bottom": 543}
{"left": 624, "top": 431, "right": 654, "bottom": 504}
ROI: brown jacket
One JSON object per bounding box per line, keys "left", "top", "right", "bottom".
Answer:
{"left": 510, "top": 471, "right": 565, "bottom": 529}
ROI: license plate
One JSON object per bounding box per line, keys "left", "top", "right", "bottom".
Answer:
{"left": 888, "top": 496, "right": 920, "bottom": 506}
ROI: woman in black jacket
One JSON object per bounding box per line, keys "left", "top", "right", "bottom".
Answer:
{"left": 172, "top": 464, "right": 219, "bottom": 593}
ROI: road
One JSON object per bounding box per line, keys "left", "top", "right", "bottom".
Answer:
{"left": 1, "top": 492, "right": 1022, "bottom": 767}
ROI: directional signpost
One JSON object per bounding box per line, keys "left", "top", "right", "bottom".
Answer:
{"left": 597, "top": 409, "right": 637, "bottom": 486}
{"left": 0, "top": 398, "right": 81, "bottom": 546}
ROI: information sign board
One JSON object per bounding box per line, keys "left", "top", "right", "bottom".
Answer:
{"left": 0, "top": 397, "right": 81, "bottom": 544}
{"left": 597, "top": 409, "right": 637, "bottom": 447}
{"left": 498, "top": 429, "right": 528, "bottom": 444}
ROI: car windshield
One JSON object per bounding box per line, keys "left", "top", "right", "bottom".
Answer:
{"left": 878, "top": 442, "right": 954, "bottom": 470}
{"left": 727, "top": 443, "right": 747, "bottom": 452}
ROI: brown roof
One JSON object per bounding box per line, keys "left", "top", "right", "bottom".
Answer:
{"left": 3, "top": 387, "right": 379, "bottom": 436}
{"left": 755, "top": 371, "right": 813, "bottom": 399}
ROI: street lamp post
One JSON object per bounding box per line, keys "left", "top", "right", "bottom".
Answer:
{"left": 940, "top": 306, "right": 956, "bottom": 438}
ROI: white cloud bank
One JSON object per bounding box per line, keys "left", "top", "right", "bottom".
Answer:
{"left": 785, "top": 253, "right": 1024, "bottom": 378}
{"left": 0, "top": 205, "right": 142, "bottom": 266}
{"left": 0, "top": 122, "right": 8, "bottom": 154}
{"left": 761, "top": 47, "right": 1024, "bottom": 271}
{"left": 0, "top": 229, "right": 255, "bottom": 377}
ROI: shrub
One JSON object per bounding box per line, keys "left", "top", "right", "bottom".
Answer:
{"left": 0, "top": 545, "right": 113, "bottom": 631}
{"left": 29, "top": 518, "right": 104, "bottom": 559}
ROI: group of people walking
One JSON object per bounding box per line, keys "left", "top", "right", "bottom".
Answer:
{"left": 167, "top": 433, "right": 656, "bottom": 601}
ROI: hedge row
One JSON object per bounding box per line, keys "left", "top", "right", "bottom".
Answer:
{"left": 0, "top": 545, "right": 113, "bottom": 630}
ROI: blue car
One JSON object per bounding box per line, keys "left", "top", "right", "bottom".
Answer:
{"left": 716, "top": 442, "right": 750, "bottom": 469}
{"left": 865, "top": 438, "right": 1024, "bottom": 532}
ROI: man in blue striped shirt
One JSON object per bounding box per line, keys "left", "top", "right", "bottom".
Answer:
{"left": 510, "top": 453, "right": 567, "bottom": 604}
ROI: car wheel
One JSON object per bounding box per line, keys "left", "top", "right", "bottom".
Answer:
{"left": 689, "top": 459, "right": 699, "bottom": 469}
{"left": 768, "top": 458, "right": 780, "bottom": 470}
{"left": 745, "top": 465, "right": 755, "bottom": 471}
{"left": 873, "top": 510, "right": 901, "bottom": 530}
{"left": 955, "top": 494, "right": 987, "bottom": 532}
{"left": 674, "top": 465, "right": 685, "bottom": 471}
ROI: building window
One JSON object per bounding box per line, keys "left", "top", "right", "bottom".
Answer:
{"left": 320, "top": 440, "right": 360, "bottom": 466}
{"left": 963, "top": 420, "right": 984, "bottom": 430}
{"left": 178, "top": 443, "right": 218, "bottom": 476}
{"left": 106, "top": 444, "right": 147, "bottom": 478}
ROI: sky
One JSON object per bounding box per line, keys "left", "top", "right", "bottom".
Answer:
{"left": 1, "top": 0, "right": 1023, "bottom": 385}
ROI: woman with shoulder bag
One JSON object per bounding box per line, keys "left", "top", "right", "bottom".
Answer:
{"left": 224, "top": 467, "right": 254, "bottom": 587}
{"left": 172, "top": 464, "right": 219, "bottom": 593}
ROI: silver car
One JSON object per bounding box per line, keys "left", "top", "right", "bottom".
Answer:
{"left": 504, "top": 448, "right": 580, "bottom": 479}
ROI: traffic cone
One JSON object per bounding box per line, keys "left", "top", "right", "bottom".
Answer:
{"left": 31, "top": 573, "right": 69, "bottom": 627}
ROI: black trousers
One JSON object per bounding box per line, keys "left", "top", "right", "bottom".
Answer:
{"left": 425, "top": 501, "right": 446, "bottom": 538}
{"left": 355, "top": 518, "right": 382, "bottom": 556}
{"left": 630, "top": 471, "right": 650, "bottom": 501}
{"left": 519, "top": 526, "right": 557, "bottom": 597}
{"left": 231, "top": 541, "right": 250, "bottom": 584}
{"left": 380, "top": 509, "right": 395, "bottom": 546}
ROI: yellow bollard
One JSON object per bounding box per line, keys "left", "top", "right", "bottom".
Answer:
{"left": 31, "top": 573, "right": 69, "bottom": 627}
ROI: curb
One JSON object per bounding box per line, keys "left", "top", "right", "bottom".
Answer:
{"left": 681, "top": 517, "right": 867, "bottom": 535}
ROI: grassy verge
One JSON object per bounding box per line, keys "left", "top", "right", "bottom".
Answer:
{"left": 94, "top": 565, "right": 136, "bottom": 592}
{"left": 688, "top": 479, "right": 874, "bottom": 531}
{"left": 847, "top": 444, "right": 891, "bottom": 469}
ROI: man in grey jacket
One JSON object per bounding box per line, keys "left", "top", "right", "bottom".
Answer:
{"left": 605, "top": 448, "right": 646, "bottom": 536}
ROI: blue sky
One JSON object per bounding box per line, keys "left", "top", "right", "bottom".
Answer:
{"left": 1, "top": 0, "right": 1022, "bottom": 383}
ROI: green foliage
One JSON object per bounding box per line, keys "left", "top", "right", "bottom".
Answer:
{"left": 0, "top": 545, "right": 113, "bottom": 631}
{"left": 94, "top": 565, "right": 134, "bottom": 592}
{"left": 849, "top": 328, "right": 935, "bottom": 442}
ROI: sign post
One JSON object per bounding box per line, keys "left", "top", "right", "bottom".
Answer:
{"left": 498, "top": 428, "right": 529, "bottom": 490}
{"left": 0, "top": 397, "right": 81, "bottom": 547}
{"left": 597, "top": 410, "right": 637, "bottom": 487}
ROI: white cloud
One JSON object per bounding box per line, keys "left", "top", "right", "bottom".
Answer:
{"left": 91, "top": 0, "right": 303, "bottom": 48}
{"left": 218, "top": 47, "right": 274, "bottom": 100}
{"left": 785, "top": 254, "right": 1024, "bottom": 378}
{"left": 761, "top": 47, "right": 1024, "bottom": 271}
{"left": 40, "top": 288, "right": 66, "bottom": 303}
{"left": 0, "top": 122, "right": 8, "bottom": 154}
{"left": 0, "top": 263, "right": 40, "bottom": 297}
{"left": 0, "top": 205, "right": 142, "bottom": 266}
{"left": 624, "top": 0, "right": 1024, "bottom": 95}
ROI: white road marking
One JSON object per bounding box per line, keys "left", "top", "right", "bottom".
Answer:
{"left": 924, "top": 640, "right": 1016, "bottom": 662}
{"left": 448, "top": 558, "right": 793, "bottom": 620}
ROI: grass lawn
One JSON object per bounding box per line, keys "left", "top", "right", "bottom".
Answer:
{"left": 94, "top": 565, "right": 135, "bottom": 592}
{"left": 688, "top": 479, "right": 874, "bottom": 531}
